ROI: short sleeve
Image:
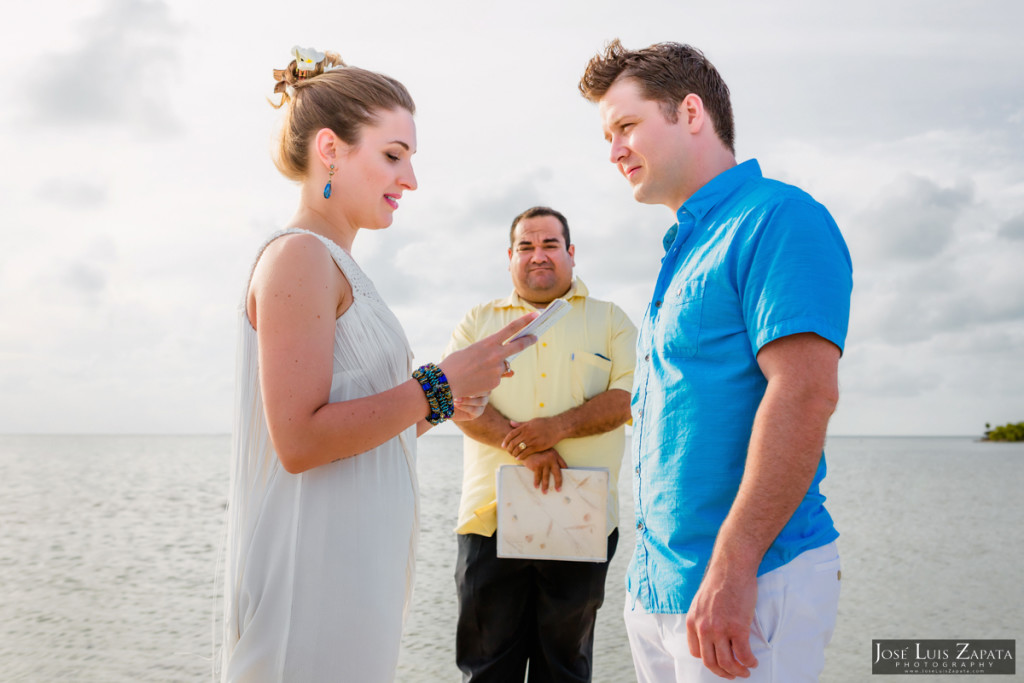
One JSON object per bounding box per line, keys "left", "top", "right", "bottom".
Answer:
{"left": 739, "top": 198, "right": 853, "bottom": 355}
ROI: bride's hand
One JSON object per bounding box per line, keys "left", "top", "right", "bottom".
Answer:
{"left": 451, "top": 395, "right": 489, "bottom": 422}
{"left": 440, "top": 314, "right": 537, "bottom": 397}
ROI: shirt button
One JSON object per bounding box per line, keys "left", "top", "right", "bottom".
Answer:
{"left": 644, "top": 353, "right": 650, "bottom": 362}
{"left": 539, "top": 402, "right": 545, "bottom": 408}
{"left": 637, "top": 408, "right": 643, "bottom": 418}
{"left": 636, "top": 520, "right": 644, "bottom": 531}
{"left": 542, "top": 342, "right": 547, "bottom": 347}
{"left": 654, "top": 300, "right": 662, "bottom": 308}
{"left": 634, "top": 465, "right": 640, "bottom": 475}
{"left": 541, "top": 373, "right": 546, "bottom": 378}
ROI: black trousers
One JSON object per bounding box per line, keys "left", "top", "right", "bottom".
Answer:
{"left": 455, "top": 529, "right": 619, "bottom": 683}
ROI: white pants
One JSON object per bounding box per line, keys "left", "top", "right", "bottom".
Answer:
{"left": 624, "top": 542, "right": 841, "bottom": 682}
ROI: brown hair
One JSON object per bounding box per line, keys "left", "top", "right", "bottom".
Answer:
{"left": 579, "top": 39, "right": 735, "bottom": 153}
{"left": 270, "top": 51, "right": 416, "bottom": 181}
{"left": 509, "top": 206, "right": 571, "bottom": 248}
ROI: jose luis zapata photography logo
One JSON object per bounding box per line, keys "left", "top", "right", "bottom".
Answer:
{"left": 873, "top": 640, "right": 1015, "bottom": 675}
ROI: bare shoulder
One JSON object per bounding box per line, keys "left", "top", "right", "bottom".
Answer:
{"left": 258, "top": 232, "right": 336, "bottom": 273}
{"left": 248, "top": 233, "right": 352, "bottom": 327}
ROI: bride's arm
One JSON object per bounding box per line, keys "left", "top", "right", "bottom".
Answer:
{"left": 251, "top": 234, "right": 533, "bottom": 473}
{"left": 251, "top": 234, "right": 428, "bottom": 472}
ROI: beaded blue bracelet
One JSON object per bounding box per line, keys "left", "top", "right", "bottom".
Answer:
{"left": 415, "top": 364, "right": 441, "bottom": 409}
{"left": 424, "top": 364, "right": 455, "bottom": 421}
{"left": 412, "top": 363, "right": 454, "bottom": 425}
{"left": 413, "top": 363, "right": 453, "bottom": 425}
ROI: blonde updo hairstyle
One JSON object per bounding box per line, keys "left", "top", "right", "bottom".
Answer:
{"left": 271, "top": 50, "right": 416, "bottom": 182}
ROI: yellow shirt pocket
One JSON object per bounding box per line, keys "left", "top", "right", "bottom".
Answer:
{"left": 570, "top": 352, "right": 613, "bottom": 402}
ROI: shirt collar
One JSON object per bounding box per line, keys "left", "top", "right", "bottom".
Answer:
{"left": 663, "top": 159, "right": 762, "bottom": 251}
{"left": 497, "top": 277, "right": 588, "bottom": 310}
{"left": 680, "top": 158, "right": 762, "bottom": 222}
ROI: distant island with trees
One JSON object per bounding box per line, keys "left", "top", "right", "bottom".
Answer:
{"left": 983, "top": 422, "right": 1024, "bottom": 442}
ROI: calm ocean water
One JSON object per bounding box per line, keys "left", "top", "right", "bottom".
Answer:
{"left": 1, "top": 434, "right": 1021, "bottom": 682}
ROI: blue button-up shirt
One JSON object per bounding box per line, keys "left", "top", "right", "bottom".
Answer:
{"left": 627, "top": 159, "right": 853, "bottom": 613}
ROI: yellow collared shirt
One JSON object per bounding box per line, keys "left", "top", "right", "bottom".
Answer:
{"left": 445, "top": 278, "right": 637, "bottom": 536}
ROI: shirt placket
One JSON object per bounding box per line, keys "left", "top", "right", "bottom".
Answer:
{"left": 632, "top": 211, "right": 695, "bottom": 610}
{"left": 631, "top": 305, "right": 652, "bottom": 607}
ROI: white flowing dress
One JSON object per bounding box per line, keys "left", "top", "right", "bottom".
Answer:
{"left": 222, "top": 229, "right": 418, "bottom": 682}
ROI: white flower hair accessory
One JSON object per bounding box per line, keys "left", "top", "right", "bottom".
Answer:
{"left": 291, "top": 45, "right": 325, "bottom": 74}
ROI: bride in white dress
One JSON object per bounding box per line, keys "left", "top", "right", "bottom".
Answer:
{"left": 220, "top": 47, "right": 536, "bottom": 682}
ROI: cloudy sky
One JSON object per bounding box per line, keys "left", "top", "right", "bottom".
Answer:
{"left": 1, "top": 0, "right": 1022, "bottom": 436}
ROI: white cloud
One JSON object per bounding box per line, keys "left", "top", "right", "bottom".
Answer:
{"left": 35, "top": 179, "right": 110, "bottom": 209}
{"left": 849, "top": 175, "right": 972, "bottom": 263}
{"left": 22, "top": 0, "right": 183, "bottom": 134}
{"left": 1000, "top": 213, "right": 1024, "bottom": 240}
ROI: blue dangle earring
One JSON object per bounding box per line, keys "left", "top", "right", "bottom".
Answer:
{"left": 323, "top": 164, "right": 335, "bottom": 199}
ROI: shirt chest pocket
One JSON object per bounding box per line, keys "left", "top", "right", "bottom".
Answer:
{"left": 654, "top": 280, "right": 704, "bottom": 358}
{"left": 570, "top": 352, "right": 612, "bottom": 402}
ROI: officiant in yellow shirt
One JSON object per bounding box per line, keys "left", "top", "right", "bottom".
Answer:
{"left": 444, "top": 206, "right": 636, "bottom": 682}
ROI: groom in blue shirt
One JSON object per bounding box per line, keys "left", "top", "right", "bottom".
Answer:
{"left": 579, "top": 41, "right": 853, "bottom": 681}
